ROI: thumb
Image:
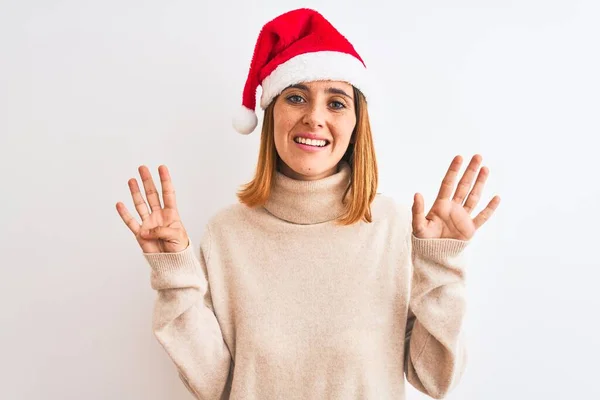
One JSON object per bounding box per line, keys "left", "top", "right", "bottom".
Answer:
{"left": 411, "top": 193, "right": 426, "bottom": 232}
{"left": 140, "top": 226, "right": 182, "bottom": 241}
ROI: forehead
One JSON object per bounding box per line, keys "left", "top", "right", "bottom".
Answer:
{"left": 286, "top": 80, "right": 353, "bottom": 91}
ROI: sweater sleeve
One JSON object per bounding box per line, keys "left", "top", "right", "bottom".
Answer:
{"left": 143, "top": 227, "right": 232, "bottom": 400}
{"left": 404, "top": 232, "right": 470, "bottom": 399}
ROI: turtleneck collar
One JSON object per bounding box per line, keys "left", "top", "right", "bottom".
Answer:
{"left": 263, "top": 161, "right": 351, "bottom": 225}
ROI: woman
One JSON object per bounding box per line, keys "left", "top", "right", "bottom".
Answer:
{"left": 116, "top": 8, "right": 500, "bottom": 400}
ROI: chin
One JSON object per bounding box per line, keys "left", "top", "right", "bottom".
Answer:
{"left": 286, "top": 159, "right": 339, "bottom": 180}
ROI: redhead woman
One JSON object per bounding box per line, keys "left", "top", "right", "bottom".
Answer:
{"left": 116, "top": 8, "right": 500, "bottom": 400}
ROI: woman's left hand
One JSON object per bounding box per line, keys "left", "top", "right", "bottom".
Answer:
{"left": 412, "top": 154, "right": 501, "bottom": 240}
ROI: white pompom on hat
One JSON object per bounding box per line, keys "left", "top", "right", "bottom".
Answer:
{"left": 232, "top": 8, "right": 369, "bottom": 135}
{"left": 232, "top": 105, "right": 258, "bottom": 135}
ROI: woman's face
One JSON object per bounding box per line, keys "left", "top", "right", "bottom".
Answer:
{"left": 273, "top": 80, "right": 356, "bottom": 181}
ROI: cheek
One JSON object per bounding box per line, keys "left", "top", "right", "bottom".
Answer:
{"left": 332, "top": 115, "right": 357, "bottom": 145}
{"left": 273, "top": 119, "right": 289, "bottom": 148}
{"left": 274, "top": 114, "right": 291, "bottom": 131}
{"left": 273, "top": 107, "right": 298, "bottom": 136}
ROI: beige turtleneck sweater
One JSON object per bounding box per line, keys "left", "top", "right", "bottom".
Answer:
{"left": 143, "top": 161, "right": 470, "bottom": 399}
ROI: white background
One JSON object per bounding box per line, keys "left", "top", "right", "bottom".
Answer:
{"left": 1, "top": 0, "right": 599, "bottom": 399}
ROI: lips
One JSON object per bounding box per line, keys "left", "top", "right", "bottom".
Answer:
{"left": 294, "top": 132, "right": 330, "bottom": 141}
{"left": 293, "top": 137, "right": 329, "bottom": 147}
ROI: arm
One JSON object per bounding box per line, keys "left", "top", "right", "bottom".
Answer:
{"left": 404, "top": 153, "right": 500, "bottom": 398}
{"left": 404, "top": 232, "right": 469, "bottom": 399}
{"left": 143, "top": 227, "right": 232, "bottom": 400}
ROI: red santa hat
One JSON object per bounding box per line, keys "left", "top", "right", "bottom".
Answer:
{"left": 232, "top": 8, "right": 368, "bottom": 135}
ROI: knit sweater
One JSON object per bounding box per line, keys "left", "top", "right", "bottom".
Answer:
{"left": 143, "top": 161, "right": 470, "bottom": 400}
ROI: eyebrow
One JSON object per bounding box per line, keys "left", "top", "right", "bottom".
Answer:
{"left": 286, "top": 83, "right": 353, "bottom": 100}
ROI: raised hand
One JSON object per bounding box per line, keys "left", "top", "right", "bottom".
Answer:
{"left": 412, "top": 154, "right": 501, "bottom": 240}
{"left": 116, "top": 165, "right": 189, "bottom": 253}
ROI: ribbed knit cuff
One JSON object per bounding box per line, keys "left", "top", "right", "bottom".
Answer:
{"left": 411, "top": 233, "right": 470, "bottom": 262}
{"left": 142, "top": 240, "right": 198, "bottom": 274}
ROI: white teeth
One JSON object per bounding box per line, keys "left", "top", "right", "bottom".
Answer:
{"left": 294, "top": 137, "right": 327, "bottom": 147}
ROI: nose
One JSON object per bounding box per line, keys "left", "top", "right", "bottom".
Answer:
{"left": 302, "top": 103, "right": 325, "bottom": 129}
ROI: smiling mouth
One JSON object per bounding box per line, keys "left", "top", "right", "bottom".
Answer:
{"left": 293, "top": 137, "right": 330, "bottom": 147}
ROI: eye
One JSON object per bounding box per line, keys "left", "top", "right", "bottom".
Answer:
{"left": 286, "top": 94, "right": 305, "bottom": 104}
{"left": 329, "top": 101, "right": 346, "bottom": 110}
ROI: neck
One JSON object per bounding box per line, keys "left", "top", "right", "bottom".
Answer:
{"left": 264, "top": 161, "right": 351, "bottom": 225}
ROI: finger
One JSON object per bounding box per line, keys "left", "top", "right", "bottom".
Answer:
{"left": 140, "top": 225, "right": 182, "bottom": 241}
{"left": 116, "top": 202, "right": 141, "bottom": 235}
{"left": 159, "top": 165, "right": 178, "bottom": 210}
{"left": 139, "top": 165, "right": 163, "bottom": 213}
{"left": 128, "top": 178, "right": 151, "bottom": 221}
{"left": 463, "top": 166, "right": 489, "bottom": 214}
{"left": 472, "top": 195, "right": 501, "bottom": 229}
{"left": 436, "top": 155, "right": 463, "bottom": 201}
{"left": 453, "top": 154, "right": 482, "bottom": 204}
{"left": 411, "top": 193, "right": 427, "bottom": 233}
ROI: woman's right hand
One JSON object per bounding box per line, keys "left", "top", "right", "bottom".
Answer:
{"left": 116, "top": 165, "right": 190, "bottom": 254}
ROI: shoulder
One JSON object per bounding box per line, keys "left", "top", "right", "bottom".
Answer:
{"left": 196, "top": 202, "right": 259, "bottom": 251}
{"left": 202, "top": 201, "right": 269, "bottom": 240}
{"left": 370, "top": 193, "right": 414, "bottom": 242}
{"left": 371, "top": 193, "right": 413, "bottom": 225}
{"left": 370, "top": 193, "right": 414, "bottom": 255}
{"left": 207, "top": 202, "right": 247, "bottom": 224}
{"left": 204, "top": 202, "right": 261, "bottom": 230}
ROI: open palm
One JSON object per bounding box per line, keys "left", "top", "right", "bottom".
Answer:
{"left": 412, "top": 154, "right": 501, "bottom": 240}
{"left": 116, "top": 165, "right": 189, "bottom": 253}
